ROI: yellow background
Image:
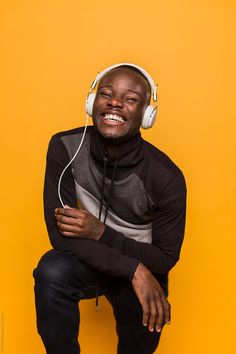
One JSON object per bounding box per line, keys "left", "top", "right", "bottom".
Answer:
{"left": 1, "top": 0, "right": 235, "bottom": 353}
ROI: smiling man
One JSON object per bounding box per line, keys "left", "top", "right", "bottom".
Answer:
{"left": 33, "top": 64, "right": 186, "bottom": 354}
{"left": 92, "top": 67, "right": 151, "bottom": 140}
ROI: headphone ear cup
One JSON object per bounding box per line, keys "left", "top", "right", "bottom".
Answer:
{"left": 86, "top": 92, "right": 96, "bottom": 116}
{"left": 141, "top": 105, "right": 157, "bottom": 129}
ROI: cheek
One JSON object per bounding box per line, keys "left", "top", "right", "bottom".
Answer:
{"left": 130, "top": 107, "right": 144, "bottom": 126}
{"left": 132, "top": 119, "right": 143, "bottom": 131}
{"left": 92, "top": 96, "right": 104, "bottom": 114}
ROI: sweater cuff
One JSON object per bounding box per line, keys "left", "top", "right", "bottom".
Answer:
{"left": 98, "top": 225, "right": 140, "bottom": 280}
{"left": 124, "top": 258, "right": 140, "bottom": 281}
{"left": 98, "top": 225, "right": 119, "bottom": 246}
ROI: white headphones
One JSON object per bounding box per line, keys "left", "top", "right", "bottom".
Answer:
{"left": 86, "top": 63, "right": 158, "bottom": 129}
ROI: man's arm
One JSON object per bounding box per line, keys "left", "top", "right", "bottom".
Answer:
{"left": 98, "top": 172, "right": 187, "bottom": 274}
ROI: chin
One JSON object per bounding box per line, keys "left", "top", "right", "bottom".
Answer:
{"left": 96, "top": 127, "right": 130, "bottom": 144}
{"left": 97, "top": 126, "right": 125, "bottom": 138}
{"left": 101, "top": 131, "right": 124, "bottom": 141}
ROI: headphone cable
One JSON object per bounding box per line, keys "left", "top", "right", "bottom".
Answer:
{"left": 57, "top": 114, "right": 89, "bottom": 208}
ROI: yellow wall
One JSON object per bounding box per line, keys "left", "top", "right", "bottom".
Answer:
{"left": 1, "top": 0, "right": 235, "bottom": 353}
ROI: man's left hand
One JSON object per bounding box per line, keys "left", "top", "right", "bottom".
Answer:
{"left": 55, "top": 206, "right": 105, "bottom": 241}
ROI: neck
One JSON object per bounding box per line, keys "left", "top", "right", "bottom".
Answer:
{"left": 90, "top": 126, "right": 144, "bottom": 179}
{"left": 96, "top": 131, "right": 141, "bottom": 155}
{"left": 102, "top": 136, "right": 133, "bottom": 156}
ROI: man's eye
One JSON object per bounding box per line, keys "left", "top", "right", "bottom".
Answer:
{"left": 126, "top": 97, "right": 137, "bottom": 102}
{"left": 99, "top": 92, "right": 111, "bottom": 97}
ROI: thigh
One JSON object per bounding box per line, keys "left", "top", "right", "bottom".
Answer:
{"left": 33, "top": 249, "right": 100, "bottom": 300}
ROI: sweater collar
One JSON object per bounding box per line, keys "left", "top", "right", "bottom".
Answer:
{"left": 90, "top": 126, "right": 144, "bottom": 177}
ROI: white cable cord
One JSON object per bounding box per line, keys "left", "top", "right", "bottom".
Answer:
{"left": 57, "top": 114, "right": 89, "bottom": 207}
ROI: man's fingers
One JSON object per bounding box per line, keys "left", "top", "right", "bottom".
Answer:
{"left": 148, "top": 300, "right": 158, "bottom": 332}
{"left": 142, "top": 302, "right": 150, "bottom": 328}
{"left": 60, "top": 231, "right": 78, "bottom": 237}
{"left": 55, "top": 207, "right": 85, "bottom": 219}
{"left": 55, "top": 214, "right": 82, "bottom": 227}
{"left": 57, "top": 221, "right": 81, "bottom": 233}
{"left": 141, "top": 297, "right": 163, "bottom": 333}
{"left": 163, "top": 298, "right": 171, "bottom": 324}
{"left": 155, "top": 297, "right": 164, "bottom": 332}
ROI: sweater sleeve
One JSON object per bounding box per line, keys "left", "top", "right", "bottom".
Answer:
{"left": 98, "top": 172, "right": 187, "bottom": 274}
{"left": 43, "top": 134, "right": 140, "bottom": 280}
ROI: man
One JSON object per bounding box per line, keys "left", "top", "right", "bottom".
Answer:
{"left": 33, "top": 64, "right": 186, "bottom": 354}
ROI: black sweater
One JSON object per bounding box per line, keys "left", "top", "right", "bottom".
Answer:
{"left": 44, "top": 126, "right": 186, "bottom": 281}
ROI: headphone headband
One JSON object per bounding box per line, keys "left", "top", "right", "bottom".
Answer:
{"left": 90, "top": 62, "right": 157, "bottom": 101}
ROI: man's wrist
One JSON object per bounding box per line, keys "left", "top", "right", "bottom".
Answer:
{"left": 90, "top": 223, "right": 106, "bottom": 241}
{"left": 132, "top": 262, "right": 145, "bottom": 281}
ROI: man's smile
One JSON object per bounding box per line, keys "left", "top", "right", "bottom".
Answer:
{"left": 102, "top": 113, "right": 127, "bottom": 124}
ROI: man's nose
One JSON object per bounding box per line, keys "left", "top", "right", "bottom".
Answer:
{"left": 107, "top": 96, "right": 123, "bottom": 108}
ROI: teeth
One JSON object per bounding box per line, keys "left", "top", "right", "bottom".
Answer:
{"left": 104, "top": 114, "right": 125, "bottom": 123}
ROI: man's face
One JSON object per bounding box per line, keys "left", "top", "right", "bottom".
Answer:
{"left": 92, "top": 68, "right": 150, "bottom": 141}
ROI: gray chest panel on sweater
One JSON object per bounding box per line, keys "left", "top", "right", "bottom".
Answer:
{"left": 61, "top": 133, "right": 155, "bottom": 225}
{"left": 75, "top": 182, "right": 152, "bottom": 243}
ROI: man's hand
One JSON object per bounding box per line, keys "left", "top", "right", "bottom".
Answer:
{"left": 55, "top": 206, "right": 105, "bottom": 240}
{"left": 132, "top": 263, "right": 171, "bottom": 333}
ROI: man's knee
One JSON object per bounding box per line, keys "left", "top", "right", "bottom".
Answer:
{"left": 33, "top": 250, "right": 75, "bottom": 287}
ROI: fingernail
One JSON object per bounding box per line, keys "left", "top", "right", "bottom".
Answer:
{"left": 150, "top": 328, "right": 154, "bottom": 332}
{"left": 64, "top": 205, "right": 71, "bottom": 209}
{"left": 166, "top": 320, "right": 171, "bottom": 325}
{"left": 55, "top": 208, "right": 58, "bottom": 213}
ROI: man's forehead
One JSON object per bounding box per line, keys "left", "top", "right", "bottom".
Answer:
{"left": 98, "top": 67, "right": 151, "bottom": 93}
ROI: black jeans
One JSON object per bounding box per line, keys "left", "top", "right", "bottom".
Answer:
{"left": 33, "top": 249, "right": 165, "bottom": 354}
